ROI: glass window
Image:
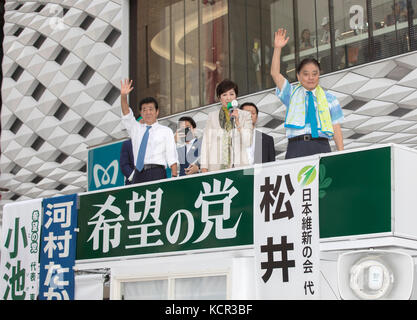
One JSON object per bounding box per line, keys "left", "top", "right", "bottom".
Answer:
{"left": 119, "top": 275, "right": 227, "bottom": 300}
{"left": 333, "top": 0, "right": 370, "bottom": 69}
{"left": 200, "top": 0, "right": 229, "bottom": 105}
{"left": 171, "top": 1, "right": 186, "bottom": 114}
{"left": 315, "top": 0, "right": 332, "bottom": 74}
{"left": 412, "top": 0, "right": 417, "bottom": 19}
{"left": 134, "top": 0, "right": 230, "bottom": 115}
{"left": 229, "top": 0, "right": 248, "bottom": 95}
{"left": 229, "top": 0, "right": 263, "bottom": 95}
{"left": 297, "top": 0, "right": 317, "bottom": 61}
{"left": 259, "top": 1, "right": 273, "bottom": 89}
{"left": 371, "top": 0, "right": 408, "bottom": 60}
{"left": 134, "top": 0, "right": 173, "bottom": 117}
{"left": 263, "top": 0, "right": 296, "bottom": 82}
{"left": 184, "top": 0, "right": 200, "bottom": 110}
{"left": 131, "top": 0, "right": 416, "bottom": 118}
{"left": 121, "top": 279, "right": 168, "bottom": 300}
{"left": 246, "top": 1, "right": 263, "bottom": 93}
{"left": 395, "top": 0, "right": 410, "bottom": 55}
{"left": 411, "top": 0, "right": 417, "bottom": 50}
{"left": 148, "top": 8, "right": 172, "bottom": 117}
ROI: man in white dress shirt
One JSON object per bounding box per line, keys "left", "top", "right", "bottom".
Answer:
{"left": 120, "top": 79, "right": 178, "bottom": 184}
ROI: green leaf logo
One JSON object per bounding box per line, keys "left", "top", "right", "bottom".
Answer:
{"left": 319, "top": 164, "right": 332, "bottom": 199}
{"left": 297, "top": 165, "right": 317, "bottom": 187}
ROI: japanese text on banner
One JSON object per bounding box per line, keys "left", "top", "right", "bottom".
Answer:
{"left": 39, "top": 194, "right": 78, "bottom": 300}
{"left": 254, "top": 160, "right": 320, "bottom": 299}
{"left": 0, "top": 199, "right": 42, "bottom": 300}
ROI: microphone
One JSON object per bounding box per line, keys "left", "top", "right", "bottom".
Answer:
{"left": 227, "top": 100, "right": 239, "bottom": 127}
{"left": 227, "top": 99, "right": 239, "bottom": 112}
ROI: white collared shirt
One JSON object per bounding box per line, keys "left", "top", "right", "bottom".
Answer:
{"left": 121, "top": 109, "right": 178, "bottom": 168}
{"left": 275, "top": 79, "right": 344, "bottom": 139}
{"left": 185, "top": 138, "right": 196, "bottom": 153}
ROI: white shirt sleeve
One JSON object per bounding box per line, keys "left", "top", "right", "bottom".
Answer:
{"left": 121, "top": 109, "right": 138, "bottom": 138}
{"left": 164, "top": 127, "right": 179, "bottom": 168}
{"left": 122, "top": 109, "right": 147, "bottom": 166}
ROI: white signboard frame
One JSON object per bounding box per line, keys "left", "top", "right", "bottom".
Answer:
{"left": 254, "top": 158, "right": 320, "bottom": 299}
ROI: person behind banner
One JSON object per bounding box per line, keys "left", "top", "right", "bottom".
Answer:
{"left": 200, "top": 79, "right": 253, "bottom": 172}
{"left": 270, "top": 28, "right": 344, "bottom": 159}
{"left": 175, "top": 116, "right": 202, "bottom": 176}
{"left": 240, "top": 102, "right": 276, "bottom": 164}
{"left": 120, "top": 115, "right": 144, "bottom": 185}
{"left": 120, "top": 79, "right": 178, "bottom": 183}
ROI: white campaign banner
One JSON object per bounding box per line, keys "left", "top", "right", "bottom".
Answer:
{"left": 254, "top": 159, "right": 320, "bottom": 299}
{"left": 0, "top": 199, "right": 42, "bottom": 300}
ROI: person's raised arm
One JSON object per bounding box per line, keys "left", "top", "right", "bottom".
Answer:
{"left": 270, "top": 28, "right": 290, "bottom": 91}
{"left": 120, "top": 79, "right": 134, "bottom": 115}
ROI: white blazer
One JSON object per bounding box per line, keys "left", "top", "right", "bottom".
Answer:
{"left": 200, "top": 108, "right": 253, "bottom": 172}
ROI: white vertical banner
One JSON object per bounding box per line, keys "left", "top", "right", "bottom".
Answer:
{"left": 0, "top": 199, "right": 43, "bottom": 300}
{"left": 254, "top": 159, "right": 320, "bottom": 299}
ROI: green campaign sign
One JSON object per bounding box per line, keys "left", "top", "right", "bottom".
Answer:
{"left": 77, "top": 145, "right": 395, "bottom": 261}
{"left": 319, "top": 147, "right": 392, "bottom": 238}
{"left": 76, "top": 169, "right": 254, "bottom": 261}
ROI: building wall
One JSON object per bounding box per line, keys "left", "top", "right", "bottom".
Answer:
{"left": 0, "top": 0, "right": 124, "bottom": 224}
{"left": 1, "top": 0, "right": 417, "bottom": 226}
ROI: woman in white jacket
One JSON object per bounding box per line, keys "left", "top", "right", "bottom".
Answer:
{"left": 200, "top": 79, "right": 253, "bottom": 172}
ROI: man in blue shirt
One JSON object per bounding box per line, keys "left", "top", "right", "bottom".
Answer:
{"left": 270, "top": 28, "right": 344, "bottom": 159}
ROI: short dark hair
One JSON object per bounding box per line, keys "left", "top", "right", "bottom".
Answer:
{"left": 296, "top": 58, "right": 321, "bottom": 74}
{"left": 216, "top": 79, "right": 238, "bottom": 98}
{"left": 178, "top": 116, "right": 196, "bottom": 128}
{"left": 240, "top": 102, "right": 259, "bottom": 115}
{"left": 139, "top": 97, "right": 158, "bottom": 111}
